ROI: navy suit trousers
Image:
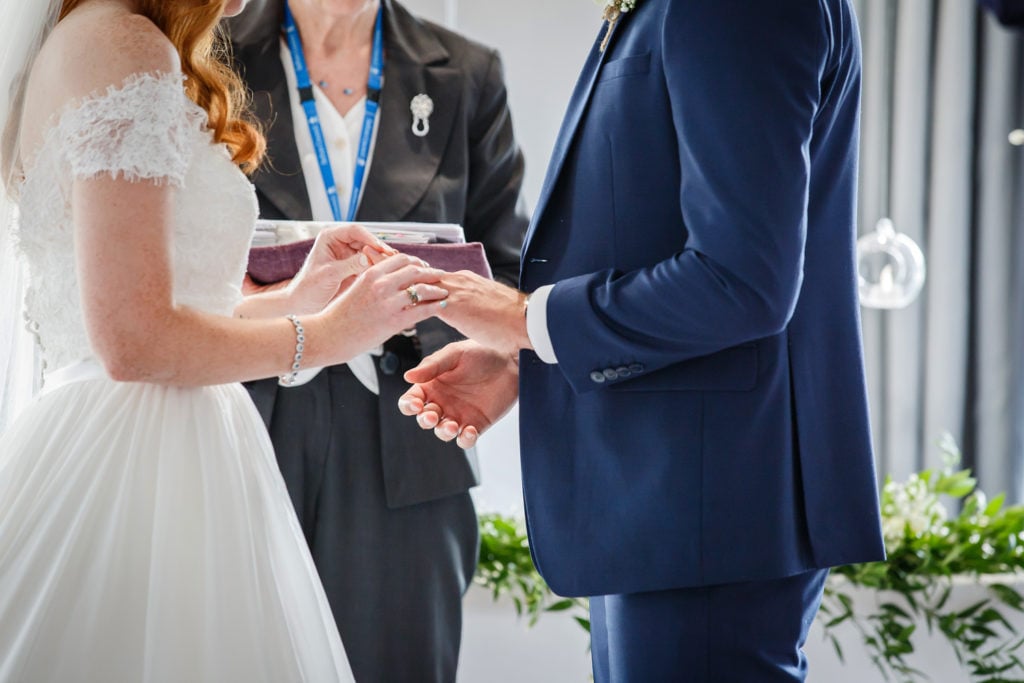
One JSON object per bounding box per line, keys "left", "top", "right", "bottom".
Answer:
{"left": 590, "top": 570, "right": 829, "bottom": 682}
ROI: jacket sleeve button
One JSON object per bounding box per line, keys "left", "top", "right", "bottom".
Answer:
{"left": 590, "top": 371, "right": 607, "bottom": 383}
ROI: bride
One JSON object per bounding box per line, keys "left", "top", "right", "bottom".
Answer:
{"left": 0, "top": 0, "right": 449, "bottom": 680}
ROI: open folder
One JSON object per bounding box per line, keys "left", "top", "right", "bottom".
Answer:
{"left": 247, "top": 220, "right": 494, "bottom": 285}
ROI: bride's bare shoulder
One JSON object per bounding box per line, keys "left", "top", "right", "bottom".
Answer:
{"left": 33, "top": 2, "right": 179, "bottom": 105}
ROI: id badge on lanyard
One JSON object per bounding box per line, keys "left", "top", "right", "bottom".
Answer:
{"left": 283, "top": 1, "right": 384, "bottom": 222}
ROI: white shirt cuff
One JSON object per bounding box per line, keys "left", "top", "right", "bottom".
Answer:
{"left": 278, "top": 366, "right": 324, "bottom": 388}
{"left": 526, "top": 285, "right": 558, "bottom": 364}
{"left": 279, "top": 347, "right": 383, "bottom": 393}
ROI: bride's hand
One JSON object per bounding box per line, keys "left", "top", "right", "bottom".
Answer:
{"left": 286, "top": 224, "right": 398, "bottom": 314}
{"left": 317, "top": 253, "right": 449, "bottom": 360}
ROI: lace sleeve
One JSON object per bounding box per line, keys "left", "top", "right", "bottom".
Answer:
{"left": 56, "top": 72, "right": 200, "bottom": 187}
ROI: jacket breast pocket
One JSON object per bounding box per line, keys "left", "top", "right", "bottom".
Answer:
{"left": 608, "top": 344, "right": 759, "bottom": 393}
{"left": 598, "top": 52, "right": 652, "bottom": 83}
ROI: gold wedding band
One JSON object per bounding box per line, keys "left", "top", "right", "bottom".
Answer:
{"left": 406, "top": 286, "right": 420, "bottom": 305}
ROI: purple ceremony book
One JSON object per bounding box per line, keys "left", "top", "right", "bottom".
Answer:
{"left": 247, "top": 240, "right": 494, "bottom": 285}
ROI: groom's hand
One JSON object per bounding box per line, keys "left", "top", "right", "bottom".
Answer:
{"left": 399, "top": 340, "right": 520, "bottom": 449}
{"left": 434, "top": 271, "right": 532, "bottom": 356}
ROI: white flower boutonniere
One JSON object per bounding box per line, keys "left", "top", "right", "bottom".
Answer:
{"left": 600, "top": 0, "right": 639, "bottom": 52}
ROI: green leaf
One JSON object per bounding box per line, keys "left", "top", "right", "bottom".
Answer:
{"left": 935, "top": 586, "right": 953, "bottom": 611}
{"left": 573, "top": 616, "right": 591, "bottom": 633}
{"left": 879, "top": 602, "right": 914, "bottom": 620}
{"left": 987, "top": 493, "right": 1007, "bottom": 517}
{"left": 826, "top": 613, "right": 853, "bottom": 628}
{"left": 545, "top": 599, "right": 575, "bottom": 612}
{"left": 960, "top": 600, "right": 992, "bottom": 620}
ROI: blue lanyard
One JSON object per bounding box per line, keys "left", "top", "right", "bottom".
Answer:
{"left": 283, "top": 2, "right": 384, "bottom": 222}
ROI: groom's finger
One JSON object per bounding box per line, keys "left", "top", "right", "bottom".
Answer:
{"left": 404, "top": 343, "right": 468, "bottom": 384}
{"left": 404, "top": 355, "right": 446, "bottom": 383}
{"left": 416, "top": 402, "right": 443, "bottom": 429}
{"left": 434, "top": 419, "right": 461, "bottom": 442}
{"left": 456, "top": 426, "right": 478, "bottom": 449}
{"left": 397, "top": 387, "right": 425, "bottom": 415}
{"left": 404, "top": 363, "right": 436, "bottom": 384}
{"left": 416, "top": 412, "right": 439, "bottom": 429}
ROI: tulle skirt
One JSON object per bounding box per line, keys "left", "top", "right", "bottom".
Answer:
{"left": 0, "top": 372, "right": 353, "bottom": 682}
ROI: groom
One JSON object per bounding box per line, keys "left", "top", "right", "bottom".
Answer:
{"left": 400, "top": 0, "right": 886, "bottom": 680}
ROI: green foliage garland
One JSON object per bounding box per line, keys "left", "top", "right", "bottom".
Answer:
{"left": 473, "top": 435, "right": 1024, "bottom": 682}
{"left": 475, "top": 513, "right": 590, "bottom": 634}
{"left": 820, "top": 435, "right": 1024, "bottom": 682}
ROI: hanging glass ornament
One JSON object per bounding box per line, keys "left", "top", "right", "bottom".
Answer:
{"left": 856, "top": 217, "right": 926, "bottom": 309}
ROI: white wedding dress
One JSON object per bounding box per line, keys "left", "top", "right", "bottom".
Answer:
{"left": 0, "top": 72, "right": 355, "bottom": 682}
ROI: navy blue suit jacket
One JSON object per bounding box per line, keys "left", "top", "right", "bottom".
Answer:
{"left": 980, "top": 0, "right": 1024, "bottom": 26}
{"left": 518, "top": 0, "right": 886, "bottom": 597}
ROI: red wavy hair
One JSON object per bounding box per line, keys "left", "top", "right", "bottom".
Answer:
{"left": 59, "top": 0, "right": 265, "bottom": 173}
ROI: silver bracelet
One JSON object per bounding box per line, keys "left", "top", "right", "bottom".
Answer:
{"left": 279, "top": 314, "right": 305, "bottom": 386}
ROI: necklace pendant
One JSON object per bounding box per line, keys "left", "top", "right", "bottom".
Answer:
{"left": 343, "top": 87, "right": 355, "bottom": 96}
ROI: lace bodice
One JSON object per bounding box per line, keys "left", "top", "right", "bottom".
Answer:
{"left": 14, "top": 72, "right": 258, "bottom": 374}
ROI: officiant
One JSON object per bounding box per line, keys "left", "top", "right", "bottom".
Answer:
{"left": 226, "top": 1, "right": 528, "bottom": 680}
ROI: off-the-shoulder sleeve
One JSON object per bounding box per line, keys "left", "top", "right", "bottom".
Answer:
{"left": 57, "top": 72, "right": 199, "bottom": 187}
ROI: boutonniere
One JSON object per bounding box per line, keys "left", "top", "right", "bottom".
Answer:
{"left": 600, "top": 0, "right": 638, "bottom": 52}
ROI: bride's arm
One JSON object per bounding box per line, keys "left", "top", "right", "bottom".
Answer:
{"left": 75, "top": 175, "right": 445, "bottom": 387}
{"left": 56, "top": 11, "right": 444, "bottom": 387}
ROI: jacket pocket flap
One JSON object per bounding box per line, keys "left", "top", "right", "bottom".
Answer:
{"left": 598, "top": 52, "right": 652, "bottom": 83}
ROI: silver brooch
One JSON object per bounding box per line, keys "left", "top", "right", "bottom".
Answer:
{"left": 410, "top": 93, "right": 433, "bottom": 138}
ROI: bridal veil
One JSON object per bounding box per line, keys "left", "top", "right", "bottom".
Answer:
{"left": 0, "top": 0, "right": 60, "bottom": 429}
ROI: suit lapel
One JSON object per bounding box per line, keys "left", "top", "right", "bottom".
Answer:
{"left": 239, "top": 39, "right": 315, "bottom": 221}
{"left": 358, "top": 1, "right": 458, "bottom": 221}
{"left": 523, "top": 21, "right": 620, "bottom": 253}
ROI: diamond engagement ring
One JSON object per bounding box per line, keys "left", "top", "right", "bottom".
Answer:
{"left": 406, "top": 286, "right": 420, "bottom": 305}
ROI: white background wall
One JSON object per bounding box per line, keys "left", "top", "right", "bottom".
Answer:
{"left": 397, "top": 2, "right": 602, "bottom": 679}
{"left": 401, "top": 0, "right": 599, "bottom": 207}
{"left": 398, "top": 0, "right": 600, "bottom": 515}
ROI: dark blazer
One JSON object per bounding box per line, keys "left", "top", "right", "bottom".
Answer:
{"left": 518, "top": 0, "right": 886, "bottom": 598}
{"left": 229, "top": 0, "right": 528, "bottom": 509}
{"left": 980, "top": 0, "right": 1024, "bottom": 26}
